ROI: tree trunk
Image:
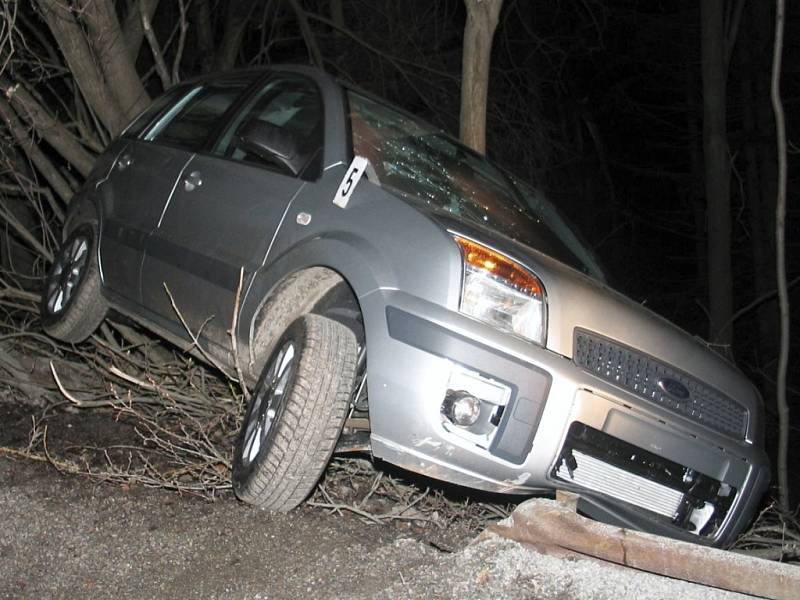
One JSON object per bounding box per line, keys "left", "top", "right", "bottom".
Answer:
{"left": 122, "top": 0, "right": 161, "bottom": 61}
{"left": 213, "top": 0, "right": 259, "bottom": 71}
{"left": 77, "top": 0, "right": 150, "bottom": 120}
{"left": 192, "top": 0, "right": 215, "bottom": 72}
{"left": 287, "top": 0, "right": 323, "bottom": 68}
{"left": 770, "top": 0, "right": 790, "bottom": 513}
{"left": 37, "top": 1, "right": 128, "bottom": 135}
{"left": 330, "top": 0, "right": 345, "bottom": 32}
{"left": 700, "top": 0, "right": 733, "bottom": 349}
{"left": 740, "top": 19, "right": 776, "bottom": 369}
{"left": 459, "top": 0, "right": 503, "bottom": 155}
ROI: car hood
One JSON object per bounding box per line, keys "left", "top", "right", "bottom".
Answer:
{"left": 420, "top": 209, "right": 762, "bottom": 432}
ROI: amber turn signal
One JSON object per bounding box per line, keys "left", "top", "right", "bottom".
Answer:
{"left": 453, "top": 236, "right": 543, "bottom": 298}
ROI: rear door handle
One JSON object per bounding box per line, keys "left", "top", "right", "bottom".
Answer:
{"left": 116, "top": 154, "right": 133, "bottom": 171}
{"left": 184, "top": 170, "right": 203, "bottom": 192}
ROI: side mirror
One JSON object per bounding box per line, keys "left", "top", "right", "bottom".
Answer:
{"left": 237, "top": 119, "right": 304, "bottom": 176}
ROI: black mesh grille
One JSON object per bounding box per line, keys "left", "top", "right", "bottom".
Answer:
{"left": 574, "top": 330, "right": 747, "bottom": 439}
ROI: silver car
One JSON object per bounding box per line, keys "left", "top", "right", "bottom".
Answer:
{"left": 41, "top": 65, "right": 769, "bottom": 547}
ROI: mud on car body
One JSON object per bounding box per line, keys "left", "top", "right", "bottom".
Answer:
{"left": 42, "top": 65, "right": 769, "bottom": 547}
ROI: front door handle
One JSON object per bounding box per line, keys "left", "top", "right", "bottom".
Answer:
{"left": 184, "top": 170, "right": 203, "bottom": 192}
{"left": 116, "top": 154, "right": 133, "bottom": 171}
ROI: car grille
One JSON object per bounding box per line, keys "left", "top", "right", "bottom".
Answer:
{"left": 573, "top": 330, "right": 747, "bottom": 439}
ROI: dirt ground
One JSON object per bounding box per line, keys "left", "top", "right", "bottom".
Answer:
{"left": 0, "top": 401, "right": 754, "bottom": 599}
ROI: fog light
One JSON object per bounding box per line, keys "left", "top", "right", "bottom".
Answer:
{"left": 442, "top": 391, "right": 482, "bottom": 427}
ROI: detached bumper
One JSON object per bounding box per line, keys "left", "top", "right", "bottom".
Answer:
{"left": 361, "top": 290, "right": 770, "bottom": 546}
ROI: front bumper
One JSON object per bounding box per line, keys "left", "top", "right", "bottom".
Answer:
{"left": 362, "top": 290, "right": 770, "bottom": 547}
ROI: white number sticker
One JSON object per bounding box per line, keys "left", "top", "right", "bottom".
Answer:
{"left": 333, "top": 156, "right": 369, "bottom": 208}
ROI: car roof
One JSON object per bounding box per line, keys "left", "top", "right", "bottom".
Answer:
{"left": 179, "top": 64, "right": 339, "bottom": 88}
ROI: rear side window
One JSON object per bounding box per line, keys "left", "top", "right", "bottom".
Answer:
{"left": 122, "top": 85, "right": 188, "bottom": 139}
{"left": 144, "top": 74, "right": 257, "bottom": 151}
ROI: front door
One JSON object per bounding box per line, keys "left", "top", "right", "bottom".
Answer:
{"left": 141, "top": 73, "right": 325, "bottom": 353}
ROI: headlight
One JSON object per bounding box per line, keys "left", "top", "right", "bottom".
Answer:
{"left": 454, "top": 235, "right": 547, "bottom": 346}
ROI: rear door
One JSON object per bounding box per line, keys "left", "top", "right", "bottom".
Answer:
{"left": 99, "top": 74, "right": 258, "bottom": 304}
{"left": 98, "top": 85, "right": 191, "bottom": 301}
{"left": 140, "top": 73, "right": 324, "bottom": 351}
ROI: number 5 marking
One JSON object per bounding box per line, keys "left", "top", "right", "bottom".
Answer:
{"left": 334, "top": 156, "right": 369, "bottom": 208}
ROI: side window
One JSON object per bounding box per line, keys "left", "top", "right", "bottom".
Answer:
{"left": 122, "top": 85, "right": 188, "bottom": 139}
{"left": 213, "top": 74, "right": 323, "bottom": 177}
{"left": 144, "top": 74, "right": 257, "bottom": 151}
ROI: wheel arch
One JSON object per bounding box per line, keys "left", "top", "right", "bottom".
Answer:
{"left": 62, "top": 193, "right": 101, "bottom": 240}
{"left": 242, "top": 250, "right": 373, "bottom": 382}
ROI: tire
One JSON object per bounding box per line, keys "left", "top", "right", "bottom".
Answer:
{"left": 40, "top": 223, "right": 108, "bottom": 343}
{"left": 233, "top": 313, "right": 358, "bottom": 511}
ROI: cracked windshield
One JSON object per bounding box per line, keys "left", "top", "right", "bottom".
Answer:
{"left": 348, "top": 91, "right": 602, "bottom": 278}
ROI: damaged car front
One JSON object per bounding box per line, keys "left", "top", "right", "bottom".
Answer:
{"left": 346, "top": 89, "right": 770, "bottom": 547}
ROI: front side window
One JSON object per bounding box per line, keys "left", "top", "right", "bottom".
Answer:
{"left": 214, "top": 74, "right": 323, "bottom": 177}
{"left": 144, "top": 73, "right": 258, "bottom": 151}
{"left": 348, "top": 91, "right": 602, "bottom": 277}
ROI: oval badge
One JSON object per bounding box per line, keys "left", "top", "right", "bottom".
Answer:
{"left": 658, "top": 377, "right": 690, "bottom": 400}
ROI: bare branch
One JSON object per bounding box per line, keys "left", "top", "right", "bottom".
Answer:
{"left": 140, "top": 6, "right": 171, "bottom": 89}
{"left": 171, "top": 0, "right": 189, "bottom": 84}
{"left": 1, "top": 77, "right": 95, "bottom": 176}
{"left": 122, "top": 0, "right": 160, "bottom": 59}
{"left": 0, "top": 95, "right": 74, "bottom": 205}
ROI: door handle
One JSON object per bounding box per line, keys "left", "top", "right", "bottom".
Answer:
{"left": 183, "top": 170, "right": 203, "bottom": 192}
{"left": 116, "top": 154, "right": 133, "bottom": 171}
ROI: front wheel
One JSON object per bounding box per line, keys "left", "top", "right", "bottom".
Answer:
{"left": 233, "top": 313, "right": 358, "bottom": 511}
{"left": 40, "top": 224, "right": 108, "bottom": 343}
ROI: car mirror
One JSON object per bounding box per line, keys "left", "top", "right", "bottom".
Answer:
{"left": 237, "top": 119, "right": 304, "bottom": 176}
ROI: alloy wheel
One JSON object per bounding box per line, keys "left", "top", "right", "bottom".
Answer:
{"left": 241, "top": 341, "right": 296, "bottom": 465}
{"left": 45, "top": 235, "right": 90, "bottom": 315}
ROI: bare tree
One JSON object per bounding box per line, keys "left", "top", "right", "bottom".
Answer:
{"left": 700, "top": 0, "right": 744, "bottom": 349}
{"left": 459, "top": 0, "right": 503, "bottom": 155}
{"left": 770, "top": 0, "right": 790, "bottom": 512}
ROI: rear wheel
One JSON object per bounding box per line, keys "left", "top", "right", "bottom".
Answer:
{"left": 40, "top": 224, "right": 107, "bottom": 343}
{"left": 233, "top": 313, "right": 358, "bottom": 511}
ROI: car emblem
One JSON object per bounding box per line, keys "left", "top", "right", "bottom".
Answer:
{"left": 658, "top": 377, "right": 690, "bottom": 400}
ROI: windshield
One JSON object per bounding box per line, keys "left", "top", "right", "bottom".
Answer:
{"left": 347, "top": 91, "right": 603, "bottom": 279}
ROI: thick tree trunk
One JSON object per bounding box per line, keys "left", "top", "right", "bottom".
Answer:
{"left": 459, "top": 0, "right": 503, "bottom": 155}
{"left": 37, "top": 1, "right": 128, "bottom": 135}
{"left": 700, "top": 0, "right": 733, "bottom": 348}
{"left": 192, "top": 0, "right": 215, "bottom": 72}
{"left": 77, "top": 0, "right": 150, "bottom": 120}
